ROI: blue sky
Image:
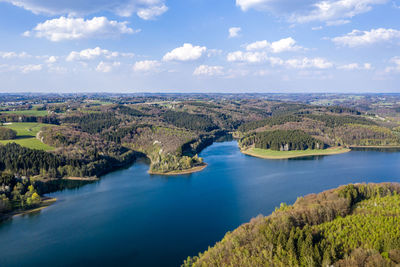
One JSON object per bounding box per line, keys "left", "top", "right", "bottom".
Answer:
{"left": 0, "top": 0, "right": 399, "bottom": 93}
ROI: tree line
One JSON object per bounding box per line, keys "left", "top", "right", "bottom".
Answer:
{"left": 240, "top": 130, "right": 325, "bottom": 151}
{"left": 0, "top": 114, "right": 59, "bottom": 124}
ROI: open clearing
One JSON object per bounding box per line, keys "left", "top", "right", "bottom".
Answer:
{"left": 0, "top": 122, "right": 55, "bottom": 151}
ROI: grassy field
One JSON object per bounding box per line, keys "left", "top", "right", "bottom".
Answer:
{"left": 0, "top": 109, "right": 49, "bottom": 116}
{"left": 0, "top": 122, "right": 55, "bottom": 151}
{"left": 242, "top": 147, "right": 351, "bottom": 159}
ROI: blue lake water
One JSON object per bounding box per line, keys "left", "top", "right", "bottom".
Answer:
{"left": 0, "top": 141, "right": 400, "bottom": 266}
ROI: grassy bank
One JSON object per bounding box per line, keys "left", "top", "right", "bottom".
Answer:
{"left": 0, "top": 122, "right": 54, "bottom": 151}
{"left": 241, "top": 146, "right": 351, "bottom": 159}
{"left": 149, "top": 164, "right": 207, "bottom": 176}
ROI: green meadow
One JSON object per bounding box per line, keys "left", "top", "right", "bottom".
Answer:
{"left": 0, "top": 122, "right": 55, "bottom": 151}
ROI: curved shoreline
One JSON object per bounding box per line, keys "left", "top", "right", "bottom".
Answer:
{"left": 148, "top": 163, "right": 207, "bottom": 176}
{"left": 241, "top": 147, "right": 351, "bottom": 159}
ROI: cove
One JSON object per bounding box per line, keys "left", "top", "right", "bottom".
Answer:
{"left": 0, "top": 141, "right": 400, "bottom": 267}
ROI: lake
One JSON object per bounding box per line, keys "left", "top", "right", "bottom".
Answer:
{"left": 1, "top": 141, "right": 400, "bottom": 266}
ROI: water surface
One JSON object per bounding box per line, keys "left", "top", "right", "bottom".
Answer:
{"left": 0, "top": 141, "right": 400, "bottom": 266}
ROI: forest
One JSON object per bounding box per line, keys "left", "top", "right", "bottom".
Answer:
{"left": 0, "top": 93, "right": 400, "bottom": 217}
{"left": 184, "top": 183, "right": 400, "bottom": 267}
{"left": 162, "top": 110, "right": 218, "bottom": 132}
{"left": 240, "top": 130, "right": 326, "bottom": 151}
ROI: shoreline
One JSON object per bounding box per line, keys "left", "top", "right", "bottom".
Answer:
{"left": 350, "top": 145, "right": 400, "bottom": 149}
{"left": 0, "top": 197, "right": 57, "bottom": 221}
{"left": 63, "top": 176, "right": 99, "bottom": 181}
{"left": 148, "top": 163, "right": 207, "bottom": 176}
{"left": 241, "top": 147, "right": 351, "bottom": 159}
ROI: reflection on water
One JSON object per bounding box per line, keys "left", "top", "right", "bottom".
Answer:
{"left": 351, "top": 147, "right": 400, "bottom": 153}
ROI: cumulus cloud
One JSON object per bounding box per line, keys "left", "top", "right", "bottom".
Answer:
{"left": 227, "top": 47, "right": 332, "bottom": 69}
{"left": 46, "top": 56, "right": 57, "bottom": 64}
{"left": 23, "top": 16, "right": 137, "bottom": 42}
{"left": 246, "top": 37, "right": 303, "bottom": 53}
{"left": 136, "top": 4, "right": 168, "bottom": 20}
{"left": 193, "top": 65, "right": 224, "bottom": 76}
{"left": 66, "top": 47, "right": 122, "bottom": 61}
{"left": 332, "top": 28, "right": 400, "bottom": 47}
{"left": 133, "top": 60, "right": 160, "bottom": 71}
{"left": 236, "top": 0, "right": 388, "bottom": 23}
{"left": 1, "top": 0, "right": 168, "bottom": 19}
{"left": 96, "top": 61, "right": 121, "bottom": 73}
{"left": 337, "top": 63, "right": 372, "bottom": 70}
{"left": 163, "top": 43, "right": 207, "bottom": 61}
{"left": 229, "top": 27, "right": 241, "bottom": 38}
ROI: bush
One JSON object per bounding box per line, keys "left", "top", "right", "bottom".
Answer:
{"left": 0, "top": 127, "right": 17, "bottom": 140}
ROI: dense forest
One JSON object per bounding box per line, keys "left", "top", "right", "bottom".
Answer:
{"left": 240, "top": 130, "right": 326, "bottom": 151}
{"left": 184, "top": 183, "right": 400, "bottom": 267}
{"left": 0, "top": 171, "right": 41, "bottom": 215}
{"left": 162, "top": 110, "right": 218, "bottom": 132}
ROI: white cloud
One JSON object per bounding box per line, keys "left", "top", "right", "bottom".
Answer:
{"left": 136, "top": 4, "right": 168, "bottom": 20}
{"left": 193, "top": 65, "right": 224, "bottom": 76}
{"left": 227, "top": 48, "right": 332, "bottom": 69}
{"left": 312, "top": 26, "right": 323, "bottom": 31}
{"left": 163, "top": 43, "right": 207, "bottom": 61}
{"left": 227, "top": 51, "right": 268, "bottom": 63}
{"left": 133, "top": 60, "right": 160, "bottom": 71}
{"left": 385, "top": 57, "right": 400, "bottom": 73}
{"left": 285, "top": 57, "right": 333, "bottom": 69}
{"left": 48, "top": 66, "right": 67, "bottom": 74}
{"left": 236, "top": 0, "right": 388, "bottom": 23}
{"left": 96, "top": 61, "right": 121, "bottom": 73}
{"left": 364, "top": 63, "right": 372, "bottom": 70}
{"left": 325, "top": 19, "right": 350, "bottom": 26}
{"left": 229, "top": 27, "right": 241, "bottom": 38}
{"left": 332, "top": 28, "right": 400, "bottom": 47}
{"left": 246, "top": 37, "right": 303, "bottom": 53}
{"left": 337, "top": 63, "right": 372, "bottom": 70}
{"left": 66, "top": 47, "right": 121, "bottom": 61}
{"left": 24, "top": 16, "right": 137, "bottom": 42}
{"left": 1, "top": 0, "right": 168, "bottom": 19}
{"left": 46, "top": 56, "right": 57, "bottom": 64}
{"left": 0, "top": 51, "right": 30, "bottom": 59}
{"left": 21, "top": 64, "right": 42, "bottom": 73}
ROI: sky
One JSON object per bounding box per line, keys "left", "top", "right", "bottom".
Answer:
{"left": 0, "top": 0, "right": 399, "bottom": 93}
